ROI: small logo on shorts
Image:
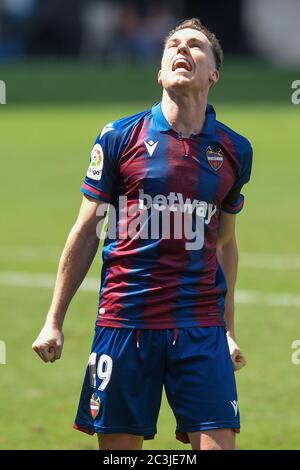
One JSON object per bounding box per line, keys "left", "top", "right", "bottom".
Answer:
{"left": 90, "top": 393, "right": 101, "bottom": 419}
{"left": 230, "top": 400, "right": 239, "bottom": 417}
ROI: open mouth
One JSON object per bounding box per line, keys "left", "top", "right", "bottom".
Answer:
{"left": 172, "top": 58, "right": 192, "bottom": 72}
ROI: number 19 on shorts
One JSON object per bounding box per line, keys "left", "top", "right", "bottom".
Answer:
{"left": 88, "top": 353, "right": 113, "bottom": 391}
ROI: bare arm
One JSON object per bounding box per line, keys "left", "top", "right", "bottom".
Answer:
{"left": 32, "top": 194, "right": 107, "bottom": 363}
{"left": 217, "top": 212, "right": 238, "bottom": 336}
{"left": 217, "top": 211, "right": 246, "bottom": 371}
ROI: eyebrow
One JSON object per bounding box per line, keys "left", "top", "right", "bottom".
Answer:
{"left": 166, "top": 36, "right": 206, "bottom": 46}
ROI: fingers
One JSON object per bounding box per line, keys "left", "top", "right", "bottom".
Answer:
{"left": 32, "top": 325, "right": 64, "bottom": 364}
{"left": 234, "top": 361, "right": 246, "bottom": 371}
{"left": 49, "top": 347, "right": 57, "bottom": 363}
{"left": 232, "top": 353, "right": 247, "bottom": 371}
{"left": 32, "top": 343, "right": 50, "bottom": 362}
{"left": 32, "top": 344, "right": 45, "bottom": 361}
{"left": 32, "top": 342, "right": 60, "bottom": 363}
{"left": 53, "top": 342, "right": 63, "bottom": 360}
{"left": 50, "top": 343, "right": 64, "bottom": 362}
{"left": 226, "top": 335, "right": 247, "bottom": 372}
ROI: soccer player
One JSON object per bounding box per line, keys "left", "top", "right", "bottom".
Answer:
{"left": 32, "top": 18, "right": 252, "bottom": 450}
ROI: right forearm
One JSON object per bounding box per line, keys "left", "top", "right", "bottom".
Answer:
{"left": 46, "top": 224, "right": 99, "bottom": 329}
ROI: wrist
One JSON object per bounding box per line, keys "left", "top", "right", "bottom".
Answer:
{"left": 226, "top": 330, "right": 236, "bottom": 340}
{"left": 45, "top": 315, "right": 64, "bottom": 330}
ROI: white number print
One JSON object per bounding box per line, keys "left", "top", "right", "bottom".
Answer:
{"left": 88, "top": 352, "right": 97, "bottom": 388}
{"left": 88, "top": 353, "right": 113, "bottom": 391}
{"left": 98, "top": 354, "right": 113, "bottom": 391}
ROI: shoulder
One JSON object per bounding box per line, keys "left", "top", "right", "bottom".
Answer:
{"left": 216, "top": 120, "right": 253, "bottom": 160}
{"left": 98, "top": 108, "right": 152, "bottom": 143}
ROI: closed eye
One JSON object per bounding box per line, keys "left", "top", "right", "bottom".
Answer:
{"left": 189, "top": 41, "right": 203, "bottom": 49}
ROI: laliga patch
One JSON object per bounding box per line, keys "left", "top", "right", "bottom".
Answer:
{"left": 87, "top": 143, "right": 104, "bottom": 181}
{"left": 90, "top": 393, "right": 101, "bottom": 419}
{"left": 206, "top": 145, "right": 224, "bottom": 171}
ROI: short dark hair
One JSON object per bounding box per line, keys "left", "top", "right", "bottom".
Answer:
{"left": 164, "top": 18, "right": 223, "bottom": 70}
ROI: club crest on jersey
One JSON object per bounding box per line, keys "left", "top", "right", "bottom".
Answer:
{"left": 90, "top": 393, "right": 101, "bottom": 419}
{"left": 87, "top": 143, "right": 104, "bottom": 181}
{"left": 206, "top": 145, "right": 224, "bottom": 171}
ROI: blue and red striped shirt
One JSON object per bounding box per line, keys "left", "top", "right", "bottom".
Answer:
{"left": 81, "top": 102, "right": 253, "bottom": 329}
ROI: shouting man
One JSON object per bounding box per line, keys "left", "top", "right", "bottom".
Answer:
{"left": 33, "top": 18, "right": 253, "bottom": 450}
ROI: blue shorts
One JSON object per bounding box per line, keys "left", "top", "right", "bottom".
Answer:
{"left": 73, "top": 326, "right": 240, "bottom": 443}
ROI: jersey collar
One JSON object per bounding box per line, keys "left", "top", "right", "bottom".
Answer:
{"left": 151, "top": 101, "right": 216, "bottom": 137}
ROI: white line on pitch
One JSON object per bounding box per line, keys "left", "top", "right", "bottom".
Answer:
{"left": 0, "top": 270, "right": 299, "bottom": 309}
{"left": 0, "top": 271, "right": 99, "bottom": 292}
{"left": 0, "top": 247, "right": 61, "bottom": 261}
{"left": 235, "top": 290, "right": 300, "bottom": 308}
{"left": 240, "top": 253, "right": 300, "bottom": 270}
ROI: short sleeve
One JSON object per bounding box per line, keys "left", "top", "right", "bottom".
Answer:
{"left": 81, "top": 123, "right": 119, "bottom": 202}
{"left": 221, "top": 141, "right": 253, "bottom": 214}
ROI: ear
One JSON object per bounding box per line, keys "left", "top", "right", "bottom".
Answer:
{"left": 157, "top": 69, "right": 162, "bottom": 85}
{"left": 209, "top": 69, "right": 219, "bottom": 89}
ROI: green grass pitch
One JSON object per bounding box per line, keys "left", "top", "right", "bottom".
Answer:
{"left": 0, "top": 102, "right": 299, "bottom": 449}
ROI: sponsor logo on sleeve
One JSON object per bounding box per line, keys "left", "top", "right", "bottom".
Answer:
{"left": 87, "top": 143, "right": 104, "bottom": 181}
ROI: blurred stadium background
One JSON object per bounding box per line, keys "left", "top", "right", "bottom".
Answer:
{"left": 0, "top": 0, "right": 300, "bottom": 450}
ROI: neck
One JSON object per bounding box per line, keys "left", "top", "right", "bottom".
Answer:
{"left": 161, "top": 88, "right": 208, "bottom": 138}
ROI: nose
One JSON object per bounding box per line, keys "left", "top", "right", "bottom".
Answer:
{"left": 177, "top": 42, "right": 189, "bottom": 55}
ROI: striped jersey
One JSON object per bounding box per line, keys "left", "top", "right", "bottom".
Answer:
{"left": 81, "top": 102, "right": 253, "bottom": 329}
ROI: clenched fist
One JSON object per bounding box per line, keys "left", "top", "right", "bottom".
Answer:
{"left": 226, "top": 332, "right": 247, "bottom": 371}
{"left": 32, "top": 324, "right": 64, "bottom": 363}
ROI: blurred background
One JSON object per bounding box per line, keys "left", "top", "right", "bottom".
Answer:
{"left": 0, "top": 0, "right": 300, "bottom": 103}
{"left": 0, "top": 0, "right": 300, "bottom": 450}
